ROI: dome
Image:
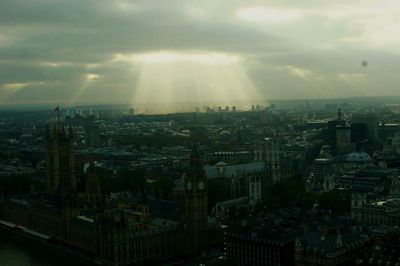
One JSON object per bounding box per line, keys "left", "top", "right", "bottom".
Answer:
{"left": 215, "top": 161, "right": 228, "bottom": 166}
{"left": 346, "top": 151, "right": 371, "bottom": 163}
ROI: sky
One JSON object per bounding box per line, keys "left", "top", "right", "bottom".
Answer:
{"left": 1, "top": 0, "right": 400, "bottom": 108}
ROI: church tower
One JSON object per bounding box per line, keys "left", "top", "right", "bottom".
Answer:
{"left": 184, "top": 145, "right": 208, "bottom": 254}
{"left": 45, "top": 125, "right": 76, "bottom": 193}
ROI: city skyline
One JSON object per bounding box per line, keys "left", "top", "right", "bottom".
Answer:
{"left": 2, "top": 2, "right": 400, "bottom": 265}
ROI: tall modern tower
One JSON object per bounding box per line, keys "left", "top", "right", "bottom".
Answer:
{"left": 184, "top": 145, "right": 208, "bottom": 254}
{"left": 45, "top": 125, "right": 76, "bottom": 193}
{"left": 351, "top": 114, "right": 379, "bottom": 142}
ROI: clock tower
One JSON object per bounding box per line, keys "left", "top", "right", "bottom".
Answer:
{"left": 185, "top": 145, "right": 207, "bottom": 254}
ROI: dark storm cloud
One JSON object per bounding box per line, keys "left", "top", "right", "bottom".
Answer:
{"left": 0, "top": 0, "right": 284, "bottom": 63}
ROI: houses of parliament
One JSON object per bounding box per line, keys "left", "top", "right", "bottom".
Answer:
{"left": 0, "top": 124, "right": 213, "bottom": 265}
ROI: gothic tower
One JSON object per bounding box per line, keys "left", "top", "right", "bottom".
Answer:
{"left": 184, "top": 145, "right": 208, "bottom": 254}
{"left": 85, "top": 161, "right": 103, "bottom": 209}
{"left": 389, "top": 175, "right": 400, "bottom": 198}
{"left": 254, "top": 137, "right": 281, "bottom": 183}
{"left": 45, "top": 125, "right": 76, "bottom": 193}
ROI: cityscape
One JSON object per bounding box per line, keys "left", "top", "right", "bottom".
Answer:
{"left": 1, "top": 100, "right": 400, "bottom": 265}
{"left": 1, "top": 1, "right": 400, "bottom": 266}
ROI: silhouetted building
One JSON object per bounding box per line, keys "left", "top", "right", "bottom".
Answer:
{"left": 351, "top": 176, "right": 400, "bottom": 226}
{"left": 352, "top": 114, "right": 379, "bottom": 142}
{"left": 327, "top": 109, "right": 346, "bottom": 148}
{"left": 351, "top": 123, "right": 367, "bottom": 143}
{"left": 254, "top": 137, "right": 281, "bottom": 183}
{"left": 336, "top": 125, "right": 351, "bottom": 153}
{"left": 45, "top": 125, "right": 76, "bottom": 193}
{"left": 379, "top": 123, "right": 400, "bottom": 141}
{"left": 295, "top": 229, "right": 367, "bottom": 266}
{"left": 84, "top": 123, "right": 100, "bottom": 148}
{"left": 184, "top": 145, "right": 208, "bottom": 253}
{"left": 225, "top": 226, "right": 295, "bottom": 266}
{"left": 0, "top": 127, "right": 218, "bottom": 265}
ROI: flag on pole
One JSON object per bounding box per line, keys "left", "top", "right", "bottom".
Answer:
{"left": 54, "top": 106, "right": 60, "bottom": 123}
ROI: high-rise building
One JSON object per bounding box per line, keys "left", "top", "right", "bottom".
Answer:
{"left": 351, "top": 123, "right": 367, "bottom": 143}
{"left": 351, "top": 114, "right": 379, "bottom": 142}
{"left": 327, "top": 109, "right": 346, "bottom": 148}
{"left": 84, "top": 123, "right": 100, "bottom": 148}
{"left": 336, "top": 125, "right": 351, "bottom": 153}
{"left": 184, "top": 145, "right": 208, "bottom": 253}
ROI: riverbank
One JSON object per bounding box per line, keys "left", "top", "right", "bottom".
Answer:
{"left": 0, "top": 224, "right": 96, "bottom": 266}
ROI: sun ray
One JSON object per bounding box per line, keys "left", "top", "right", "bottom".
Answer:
{"left": 125, "top": 51, "right": 265, "bottom": 113}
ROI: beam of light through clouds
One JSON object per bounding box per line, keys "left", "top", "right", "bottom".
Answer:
{"left": 1, "top": 0, "right": 400, "bottom": 111}
{"left": 236, "top": 6, "right": 302, "bottom": 23}
{"left": 110, "top": 51, "right": 263, "bottom": 110}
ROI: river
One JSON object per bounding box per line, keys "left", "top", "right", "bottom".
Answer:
{"left": 0, "top": 232, "right": 83, "bottom": 266}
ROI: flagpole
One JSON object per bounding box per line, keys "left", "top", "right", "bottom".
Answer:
{"left": 55, "top": 105, "right": 60, "bottom": 124}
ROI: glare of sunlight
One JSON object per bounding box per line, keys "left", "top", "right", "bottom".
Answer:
{"left": 0, "top": 83, "right": 28, "bottom": 104}
{"left": 0, "top": 33, "right": 13, "bottom": 47}
{"left": 69, "top": 73, "right": 100, "bottom": 104}
{"left": 115, "top": 51, "right": 264, "bottom": 112}
{"left": 277, "top": 65, "right": 330, "bottom": 97}
{"left": 39, "top": 61, "right": 74, "bottom": 67}
{"left": 86, "top": 73, "right": 99, "bottom": 80}
{"left": 114, "top": 51, "right": 239, "bottom": 64}
{"left": 114, "top": 0, "right": 137, "bottom": 11}
{"left": 337, "top": 73, "right": 370, "bottom": 95}
{"left": 236, "top": 6, "right": 302, "bottom": 23}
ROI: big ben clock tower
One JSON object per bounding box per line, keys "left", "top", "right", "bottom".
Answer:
{"left": 185, "top": 145, "right": 207, "bottom": 254}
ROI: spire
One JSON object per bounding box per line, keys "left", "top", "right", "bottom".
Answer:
{"left": 189, "top": 144, "right": 202, "bottom": 167}
{"left": 88, "top": 160, "right": 96, "bottom": 175}
{"left": 54, "top": 105, "right": 60, "bottom": 124}
{"left": 68, "top": 125, "right": 74, "bottom": 139}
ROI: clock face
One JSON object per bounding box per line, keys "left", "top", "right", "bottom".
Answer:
{"left": 186, "top": 182, "right": 192, "bottom": 190}
{"left": 198, "top": 181, "right": 205, "bottom": 190}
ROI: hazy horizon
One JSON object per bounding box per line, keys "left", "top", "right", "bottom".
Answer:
{"left": 1, "top": 0, "right": 400, "bottom": 110}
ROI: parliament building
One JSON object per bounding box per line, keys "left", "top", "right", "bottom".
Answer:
{"left": 0, "top": 125, "right": 215, "bottom": 265}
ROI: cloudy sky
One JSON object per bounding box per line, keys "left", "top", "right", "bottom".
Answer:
{"left": 1, "top": 0, "right": 400, "bottom": 107}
